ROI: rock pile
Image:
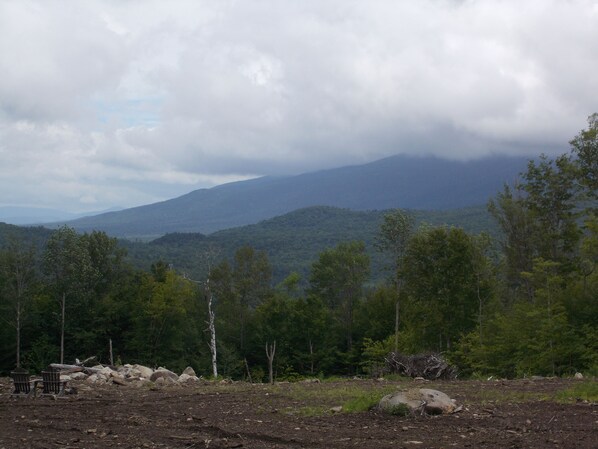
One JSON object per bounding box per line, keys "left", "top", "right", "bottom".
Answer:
{"left": 58, "top": 364, "right": 202, "bottom": 387}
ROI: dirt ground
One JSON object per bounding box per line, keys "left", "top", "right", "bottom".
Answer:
{"left": 1, "top": 376, "right": 596, "bottom": 449}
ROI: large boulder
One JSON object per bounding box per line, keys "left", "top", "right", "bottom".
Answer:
{"left": 178, "top": 373, "right": 201, "bottom": 384}
{"left": 379, "top": 388, "right": 457, "bottom": 415}
{"left": 70, "top": 372, "right": 89, "bottom": 381}
{"left": 182, "top": 366, "right": 196, "bottom": 377}
{"left": 132, "top": 364, "right": 154, "bottom": 379}
{"left": 150, "top": 368, "right": 179, "bottom": 383}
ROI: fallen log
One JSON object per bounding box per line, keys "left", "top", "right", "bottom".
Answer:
{"left": 49, "top": 363, "right": 104, "bottom": 374}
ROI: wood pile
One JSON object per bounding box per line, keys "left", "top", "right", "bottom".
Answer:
{"left": 385, "top": 352, "right": 458, "bottom": 380}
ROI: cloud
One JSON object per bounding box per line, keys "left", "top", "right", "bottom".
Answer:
{"left": 1, "top": 0, "right": 597, "bottom": 211}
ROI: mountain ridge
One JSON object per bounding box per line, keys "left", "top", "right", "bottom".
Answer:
{"left": 53, "top": 153, "right": 527, "bottom": 238}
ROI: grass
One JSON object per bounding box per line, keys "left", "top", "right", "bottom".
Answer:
{"left": 267, "top": 381, "right": 398, "bottom": 416}
{"left": 555, "top": 381, "right": 598, "bottom": 403}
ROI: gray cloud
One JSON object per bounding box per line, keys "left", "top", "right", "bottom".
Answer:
{"left": 1, "top": 0, "right": 597, "bottom": 212}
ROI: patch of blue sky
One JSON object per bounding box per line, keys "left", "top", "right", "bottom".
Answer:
{"left": 93, "top": 97, "right": 163, "bottom": 127}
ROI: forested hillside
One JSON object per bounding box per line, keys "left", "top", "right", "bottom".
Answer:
{"left": 55, "top": 154, "right": 528, "bottom": 238}
{"left": 0, "top": 115, "right": 596, "bottom": 381}
{"left": 122, "top": 204, "right": 496, "bottom": 285}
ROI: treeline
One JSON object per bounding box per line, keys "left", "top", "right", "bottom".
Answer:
{"left": 0, "top": 115, "right": 596, "bottom": 379}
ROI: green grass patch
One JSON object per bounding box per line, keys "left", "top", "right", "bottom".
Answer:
{"left": 342, "top": 391, "right": 386, "bottom": 413}
{"left": 555, "top": 381, "right": 598, "bottom": 403}
{"left": 273, "top": 381, "right": 397, "bottom": 416}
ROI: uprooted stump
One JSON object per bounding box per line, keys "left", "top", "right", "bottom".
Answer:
{"left": 385, "top": 352, "right": 458, "bottom": 380}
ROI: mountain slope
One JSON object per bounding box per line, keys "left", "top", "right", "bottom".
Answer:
{"left": 122, "top": 205, "right": 497, "bottom": 284}
{"left": 60, "top": 154, "right": 526, "bottom": 238}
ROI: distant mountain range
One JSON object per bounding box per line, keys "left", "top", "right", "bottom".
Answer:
{"left": 49, "top": 154, "right": 527, "bottom": 239}
{"left": 0, "top": 206, "right": 122, "bottom": 226}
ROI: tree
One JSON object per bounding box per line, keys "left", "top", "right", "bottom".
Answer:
{"left": 401, "top": 227, "right": 491, "bottom": 352}
{"left": 130, "top": 269, "right": 198, "bottom": 369}
{"left": 522, "top": 154, "right": 580, "bottom": 269}
{"left": 231, "top": 246, "right": 272, "bottom": 353}
{"left": 0, "top": 238, "right": 37, "bottom": 367}
{"left": 375, "top": 209, "right": 415, "bottom": 352}
{"left": 488, "top": 184, "right": 536, "bottom": 301}
{"left": 309, "top": 241, "right": 370, "bottom": 353}
{"left": 569, "top": 113, "right": 598, "bottom": 205}
{"left": 43, "top": 226, "right": 96, "bottom": 364}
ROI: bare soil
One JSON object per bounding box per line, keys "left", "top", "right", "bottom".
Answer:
{"left": 1, "top": 377, "right": 596, "bottom": 449}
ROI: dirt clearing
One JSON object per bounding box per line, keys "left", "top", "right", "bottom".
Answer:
{"left": 1, "top": 377, "right": 596, "bottom": 448}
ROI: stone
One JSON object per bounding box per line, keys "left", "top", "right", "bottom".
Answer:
{"left": 99, "top": 366, "right": 116, "bottom": 376}
{"left": 70, "top": 372, "right": 88, "bottom": 381}
{"left": 379, "top": 388, "right": 457, "bottom": 415}
{"left": 182, "top": 366, "right": 196, "bottom": 377}
{"left": 132, "top": 364, "right": 154, "bottom": 379}
{"left": 155, "top": 376, "right": 176, "bottom": 386}
{"left": 86, "top": 373, "right": 107, "bottom": 384}
{"left": 150, "top": 368, "right": 179, "bottom": 382}
{"left": 178, "top": 373, "right": 200, "bottom": 384}
{"left": 574, "top": 372, "right": 584, "bottom": 379}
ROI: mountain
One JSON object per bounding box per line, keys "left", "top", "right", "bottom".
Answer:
{"left": 57, "top": 154, "right": 527, "bottom": 238}
{"left": 0, "top": 206, "right": 123, "bottom": 226}
{"left": 122, "top": 205, "right": 498, "bottom": 284}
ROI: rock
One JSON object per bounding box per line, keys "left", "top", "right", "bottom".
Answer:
{"left": 70, "top": 372, "right": 88, "bottom": 381}
{"left": 86, "top": 373, "right": 108, "bottom": 384}
{"left": 150, "top": 368, "right": 179, "bottom": 383}
{"left": 60, "top": 375, "right": 72, "bottom": 381}
{"left": 574, "top": 372, "right": 584, "bottom": 379}
{"left": 418, "top": 389, "right": 457, "bottom": 414}
{"left": 99, "top": 366, "right": 116, "bottom": 377}
{"left": 379, "top": 388, "right": 457, "bottom": 415}
{"left": 182, "top": 366, "right": 196, "bottom": 377}
{"left": 132, "top": 364, "right": 154, "bottom": 379}
{"left": 155, "top": 376, "right": 176, "bottom": 386}
{"left": 111, "top": 376, "right": 127, "bottom": 386}
{"left": 178, "top": 373, "right": 200, "bottom": 384}
{"left": 330, "top": 406, "right": 343, "bottom": 413}
{"left": 129, "top": 379, "right": 152, "bottom": 388}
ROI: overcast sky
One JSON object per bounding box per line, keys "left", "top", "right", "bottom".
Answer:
{"left": 1, "top": 0, "right": 597, "bottom": 213}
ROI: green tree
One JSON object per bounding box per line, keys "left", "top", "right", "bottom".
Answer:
{"left": 569, "top": 113, "right": 598, "bottom": 205}
{"left": 401, "top": 227, "right": 492, "bottom": 352}
{"left": 375, "top": 209, "right": 415, "bottom": 352}
{"left": 232, "top": 246, "right": 272, "bottom": 354}
{"left": 0, "top": 238, "right": 37, "bottom": 368}
{"left": 43, "top": 226, "right": 97, "bottom": 364}
{"left": 309, "top": 241, "right": 370, "bottom": 353}
{"left": 130, "top": 269, "right": 198, "bottom": 370}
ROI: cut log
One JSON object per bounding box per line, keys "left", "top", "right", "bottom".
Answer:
{"left": 49, "top": 363, "right": 104, "bottom": 374}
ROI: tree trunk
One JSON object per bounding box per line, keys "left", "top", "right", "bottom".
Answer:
{"left": 266, "top": 340, "right": 276, "bottom": 384}
{"left": 60, "top": 292, "right": 66, "bottom": 365}
{"left": 16, "top": 306, "right": 21, "bottom": 368}
{"left": 206, "top": 279, "right": 218, "bottom": 378}
{"left": 394, "top": 299, "right": 399, "bottom": 354}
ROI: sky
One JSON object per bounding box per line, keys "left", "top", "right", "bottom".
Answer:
{"left": 1, "top": 0, "right": 597, "bottom": 213}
